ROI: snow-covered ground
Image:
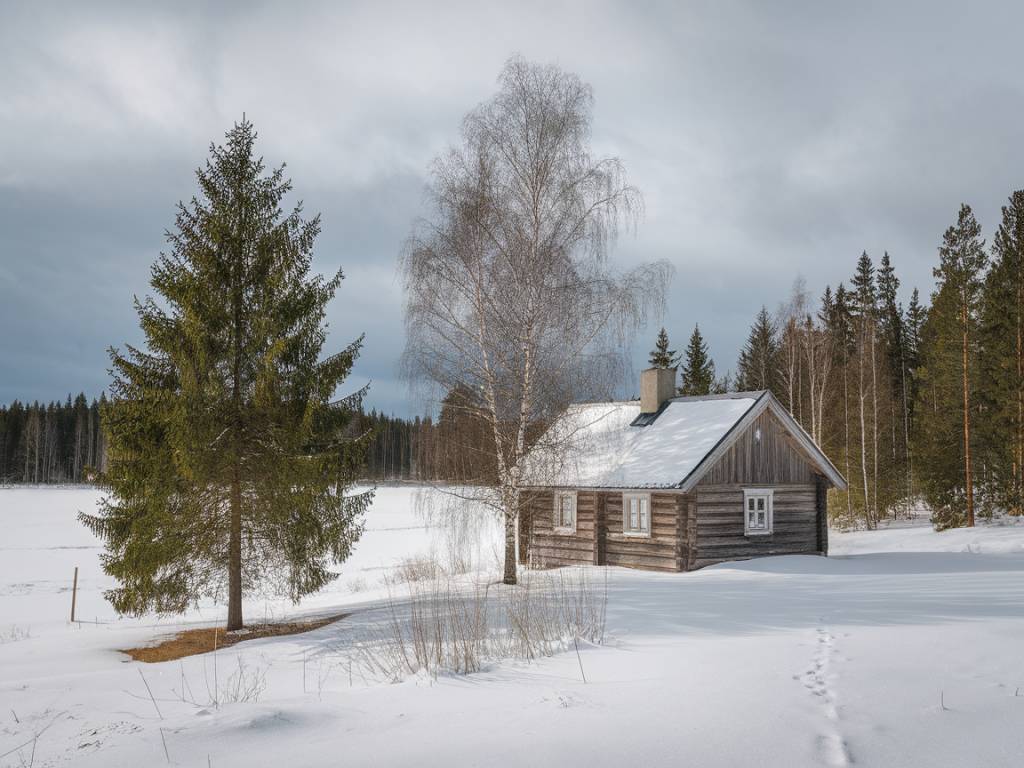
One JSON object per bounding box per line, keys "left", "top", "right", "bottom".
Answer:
{"left": 2, "top": 487, "right": 1024, "bottom": 767}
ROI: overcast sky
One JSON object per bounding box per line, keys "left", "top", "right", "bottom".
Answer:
{"left": 2, "top": 0, "right": 1023, "bottom": 415}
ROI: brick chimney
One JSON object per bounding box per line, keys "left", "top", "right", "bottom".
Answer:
{"left": 640, "top": 367, "right": 677, "bottom": 414}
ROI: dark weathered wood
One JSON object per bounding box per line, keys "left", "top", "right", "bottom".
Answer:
{"left": 518, "top": 493, "right": 531, "bottom": 565}
{"left": 528, "top": 490, "right": 602, "bottom": 569}
{"left": 594, "top": 492, "right": 607, "bottom": 565}
{"left": 697, "top": 410, "right": 817, "bottom": 487}
{"left": 605, "top": 552, "right": 679, "bottom": 571}
{"left": 816, "top": 476, "right": 829, "bottom": 555}
{"left": 674, "top": 495, "right": 684, "bottom": 570}
{"left": 529, "top": 489, "right": 690, "bottom": 572}
{"left": 692, "top": 483, "right": 820, "bottom": 568}
{"left": 604, "top": 537, "right": 678, "bottom": 557}
{"left": 683, "top": 494, "right": 697, "bottom": 570}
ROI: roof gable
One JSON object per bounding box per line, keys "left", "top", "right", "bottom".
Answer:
{"left": 520, "top": 391, "right": 847, "bottom": 491}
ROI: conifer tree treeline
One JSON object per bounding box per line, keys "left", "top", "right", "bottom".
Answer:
{"left": 358, "top": 386, "right": 496, "bottom": 483}
{"left": 0, "top": 395, "right": 107, "bottom": 484}
{"left": 649, "top": 192, "right": 1024, "bottom": 530}
{"left": 977, "top": 192, "right": 1024, "bottom": 518}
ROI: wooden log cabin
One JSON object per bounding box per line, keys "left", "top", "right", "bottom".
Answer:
{"left": 519, "top": 368, "right": 847, "bottom": 572}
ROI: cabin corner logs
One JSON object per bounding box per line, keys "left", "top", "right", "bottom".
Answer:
{"left": 522, "top": 408, "right": 831, "bottom": 572}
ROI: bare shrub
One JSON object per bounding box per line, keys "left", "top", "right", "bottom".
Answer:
{"left": 347, "top": 561, "right": 607, "bottom": 681}
{"left": 166, "top": 654, "right": 269, "bottom": 710}
{"left": 502, "top": 567, "right": 607, "bottom": 660}
{"left": 395, "top": 557, "right": 442, "bottom": 584}
{"left": 220, "top": 656, "right": 267, "bottom": 703}
{"left": 0, "top": 625, "right": 31, "bottom": 644}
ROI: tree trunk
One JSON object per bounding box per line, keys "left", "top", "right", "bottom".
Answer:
{"left": 228, "top": 239, "right": 245, "bottom": 630}
{"left": 503, "top": 490, "right": 518, "bottom": 585}
{"left": 858, "top": 334, "right": 872, "bottom": 529}
{"left": 843, "top": 360, "right": 853, "bottom": 522}
{"left": 900, "top": 341, "right": 912, "bottom": 513}
{"left": 1017, "top": 276, "right": 1023, "bottom": 515}
{"left": 962, "top": 303, "right": 974, "bottom": 527}
{"left": 227, "top": 468, "right": 244, "bottom": 630}
{"left": 870, "top": 324, "right": 878, "bottom": 523}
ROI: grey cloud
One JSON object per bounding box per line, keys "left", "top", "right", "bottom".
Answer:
{"left": 3, "top": 0, "right": 1024, "bottom": 412}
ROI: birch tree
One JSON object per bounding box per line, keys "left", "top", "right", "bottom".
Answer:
{"left": 402, "top": 57, "right": 669, "bottom": 584}
{"left": 778, "top": 278, "right": 810, "bottom": 422}
{"left": 803, "top": 300, "right": 833, "bottom": 446}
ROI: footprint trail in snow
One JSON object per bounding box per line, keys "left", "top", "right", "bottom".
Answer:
{"left": 800, "top": 625, "right": 853, "bottom": 767}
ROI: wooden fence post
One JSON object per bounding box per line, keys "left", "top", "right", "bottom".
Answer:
{"left": 70, "top": 566, "right": 78, "bottom": 623}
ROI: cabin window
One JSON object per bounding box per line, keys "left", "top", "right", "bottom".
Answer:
{"left": 554, "top": 491, "right": 577, "bottom": 532}
{"left": 622, "top": 492, "right": 651, "bottom": 536}
{"left": 743, "top": 488, "right": 774, "bottom": 535}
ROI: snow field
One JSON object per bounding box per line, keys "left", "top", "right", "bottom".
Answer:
{"left": 2, "top": 487, "right": 1024, "bottom": 767}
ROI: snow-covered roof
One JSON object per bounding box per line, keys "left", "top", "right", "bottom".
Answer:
{"left": 521, "top": 391, "right": 847, "bottom": 490}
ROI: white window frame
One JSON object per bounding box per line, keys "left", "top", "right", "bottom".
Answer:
{"left": 622, "top": 492, "right": 652, "bottom": 537}
{"left": 553, "top": 491, "right": 577, "bottom": 533}
{"left": 743, "top": 488, "right": 774, "bottom": 536}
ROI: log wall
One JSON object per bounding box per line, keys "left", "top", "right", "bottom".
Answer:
{"left": 692, "top": 483, "right": 820, "bottom": 569}
{"left": 815, "top": 475, "right": 829, "bottom": 555}
{"left": 527, "top": 490, "right": 687, "bottom": 571}
{"left": 602, "top": 492, "right": 685, "bottom": 572}
{"left": 528, "top": 490, "right": 598, "bottom": 568}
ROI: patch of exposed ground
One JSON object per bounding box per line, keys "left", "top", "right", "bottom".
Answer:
{"left": 123, "top": 613, "right": 348, "bottom": 662}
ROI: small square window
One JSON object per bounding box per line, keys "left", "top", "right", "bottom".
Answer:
{"left": 743, "top": 489, "right": 773, "bottom": 536}
{"left": 554, "top": 492, "right": 576, "bottom": 532}
{"left": 623, "top": 493, "right": 651, "bottom": 536}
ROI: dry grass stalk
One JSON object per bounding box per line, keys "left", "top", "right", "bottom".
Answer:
{"left": 347, "top": 562, "right": 606, "bottom": 681}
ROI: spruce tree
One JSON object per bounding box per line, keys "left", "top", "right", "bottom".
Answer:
{"left": 648, "top": 327, "right": 678, "bottom": 369}
{"left": 826, "top": 282, "right": 856, "bottom": 523}
{"left": 978, "top": 190, "right": 1024, "bottom": 516}
{"left": 819, "top": 285, "right": 835, "bottom": 328}
{"left": 850, "top": 252, "right": 879, "bottom": 526}
{"left": 679, "top": 324, "right": 716, "bottom": 396}
{"left": 877, "top": 253, "right": 906, "bottom": 384}
{"left": 903, "top": 286, "right": 927, "bottom": 503}
{"left": 735, "top": 306, "right": 780, "bottom": 393}
{"left": 915, "top": 204, "right": 988, "bottom": 529}
{"left": 877, "top": 252, "right": 911, "bottom": 513}
{"left": 905, "top": 287, "right": 926, "bottom": 411}
{"left": 81, "top": 120, "right": 372, "bottom": 629}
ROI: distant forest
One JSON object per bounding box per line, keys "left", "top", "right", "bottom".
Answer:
{"left": 0, "top": 387, "right": 494, "bottom": 485}
{"left": 0, "top": 395, "right": 107, "bottom": 484}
